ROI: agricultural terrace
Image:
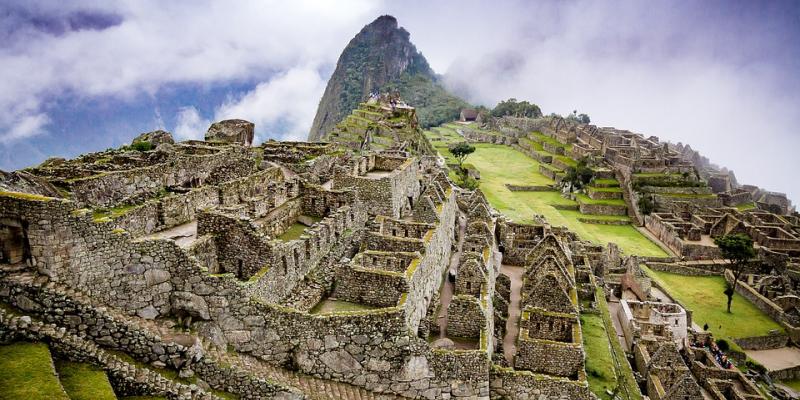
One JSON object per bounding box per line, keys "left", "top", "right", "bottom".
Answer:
{"left": 424, "top": 124, "right": 667, "bottom": 257}
{"left": 643, "top": 266, "right": 784, "bottom": 349}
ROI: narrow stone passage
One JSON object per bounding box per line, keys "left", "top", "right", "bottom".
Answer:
{"left": 501, "top": 264, "right": 524, "bottom": 364}
{"left": 436, "top": 210, "right": 467, "bottom": 339}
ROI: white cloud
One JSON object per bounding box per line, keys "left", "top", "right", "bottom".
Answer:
{"left": 0, "top": 0, "right": 380, "bottom": 142}
{"left": 215, "top": 67, "right": 327, "bottom": 142}
{"left": 173, "top": 106, "right": 209, "bottom": 141}
{"left": 1, "top": 113, "right": 50, "bottom": 141}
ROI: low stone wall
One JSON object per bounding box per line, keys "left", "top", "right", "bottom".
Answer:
{"left": 578, "top": 202, "right": 627, "bottom": 216}
{"left": 734, "top": 334, "right": 789, "bottom": 350}
{"left": 489, "top": 368, "right": 595, "bottom": 400}
{"left": 646, "top": 262, "right": 722, "bottom": 276}
{"left": 769, "top": 364, "right": 800, "bottom": 381}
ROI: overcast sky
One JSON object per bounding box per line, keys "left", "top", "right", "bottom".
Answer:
{"left": 1, "top": 0, "right": 798, "bottom": 201}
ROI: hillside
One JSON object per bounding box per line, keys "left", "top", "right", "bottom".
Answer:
{"left": 308, "top": 15, "right": 468, "bottom": 141}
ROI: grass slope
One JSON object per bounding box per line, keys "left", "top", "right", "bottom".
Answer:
{"left": 55, "top": 359, "right": 117, "bottom": 400}
{"left": 0, "top": 342, "right": 70, "bottom": 400}
{"left": 581, "top": 312, "right": 617, "bottom": 399}
{"left": 643, "top": 266, "right": 784, "bottom": 342}
{"left": 438, "top": 142, "right": 666, "bottom": 257}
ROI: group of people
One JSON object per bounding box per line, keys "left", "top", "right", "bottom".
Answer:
{"left": 692, "top": 336, "right": 734, "bottom": 369}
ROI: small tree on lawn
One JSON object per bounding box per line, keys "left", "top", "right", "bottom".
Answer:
{"left": 714, "top": 233, "right": 756, "bottom": 313}
{"left": 448, "top": 142, "right": 475, "bottom": 168}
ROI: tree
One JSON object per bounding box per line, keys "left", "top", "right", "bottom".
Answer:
{"left": 566, "top": 110, "right": 591, "bottom": 124}
{"left": 491, "top": 98, "right": 543, "bottom": 118}
{"left": 448, "top": 142, "right": 475, "bottom": 167}
{"left": 714, "top": 233, "right": 756, "bottom": 313}
{"left": 563, "top": 158, "right": 594, "bottom": 190}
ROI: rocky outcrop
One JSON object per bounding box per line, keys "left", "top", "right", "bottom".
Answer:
{"left": 205, "top": 119, "right": 254, "bottom": 146}
{"left": 134, "top": 130, "right": 175, "bottom": 146}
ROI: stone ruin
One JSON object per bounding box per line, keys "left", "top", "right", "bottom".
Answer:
{"left": 0, "top": 102, "right": 622, "bottom": 399}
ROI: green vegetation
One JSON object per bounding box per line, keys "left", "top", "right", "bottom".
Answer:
{"left": 92, "top": 204, "right": 139, "bottom": 222}
{"left": 781, "top": 380, "right": 800, "bottom": 391}
{"left": 425, "top": 140, "right": 666, "bottom": 257}
{"left": 130, "top": 141, "right": 153, "bottom": 152}
{"left": 593, "top": 178, "right": 620, "bottom": 187}
{"left": 714, "top": 233, "right": 756, "bottom": 313}
{"left": 642, "top": 266, "right": 783, "bottom": 343}
{"left": 55, "top": 360, "right": 116, "bottom": 400}
{"left": 580, "top": 312, "right": 618, "bottom": 399}
{"left": 491, "top": 98, "right": 542, "bottom": 118}
{"left": 277, "top": 222, "right": 308, "bottom": 242}
{"left": 736, "top": 202, "right": 756, "bottom": 211}
{"left": 563, "top": 158, "right": 593, "bottom": 189}
{"left": 0, "top": 342, "right": 69, "bottom": 400}
{"left": 591, "top": 284, "right": 643, "bottom": 400}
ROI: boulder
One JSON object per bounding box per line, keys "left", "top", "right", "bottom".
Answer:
{"left": 431, "top": 337, "right": 455, "bottom": 350}
{"left": 170, "top": 291, "right": 210, "bottom": 320}
{"left": 205, "top": 119, "right": 254, "bottom": 146}
{"left": 134, "top": 130, "right": 175, "bottom": 146}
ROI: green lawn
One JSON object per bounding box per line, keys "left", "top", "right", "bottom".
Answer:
{"left": 0, "top": 343, "right": 69, "bottom": 400}
{"left": 55, "top": 360, "right": 116, "bottom": 400}
{"left": 642, "top": 266, "right": 784, "bottom": 342}
{"left": 581, "top": 312, "right": 617, "bottom": 399}
{"left": 575, "top": 193, "right": 627, "bottom": 206}
{"left": 426, "top": 141, "right": 667, "bottom": 257}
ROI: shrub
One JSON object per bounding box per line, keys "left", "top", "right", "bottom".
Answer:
{"left": 130, "top": 141, "right": 153, "bottom": 152}
{"left": 637, "top": 195, "right": 655, "bottom": 215}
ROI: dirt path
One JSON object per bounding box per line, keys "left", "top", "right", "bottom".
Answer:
{"left": 501, "top": 264, "right": 524, "bottom": 365}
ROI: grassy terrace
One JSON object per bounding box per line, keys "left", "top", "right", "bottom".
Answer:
{"left": 642, "top": 266, "right": 783, "bottom": 347}
{"left": 581, "top": 312, "right": 617, "bottom": 399}
{"left": 736, "top": 202, "right": 756, "bottom": 211}
{"left": 55, "top": 360, "right": 116, "bottom": 400}
{"left": 423, "top": 128, "right": 667, "bottom": 257}
{"left": 574, "top": 193, "right": 626, "bottom": 206}
{"left": 0, "top": 342, "right": 69, "bottom": 400}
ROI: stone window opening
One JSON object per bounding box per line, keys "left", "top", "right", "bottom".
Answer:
{"left": 0, "top": 219, "right": 30, "bottom": 266}
{"left": 282, "top": 255, "right": 288, "bottom": 274}
{"left": 236, "top": 259, "right": 243, "bottom": 278}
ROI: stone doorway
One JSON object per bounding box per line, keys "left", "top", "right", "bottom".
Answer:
{"left": 0, "top": 218, "right": 30, "bottom": 265}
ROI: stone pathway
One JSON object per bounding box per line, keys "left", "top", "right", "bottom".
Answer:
{"left": 501, "top": 264, "right": 524, "bottom": 365}
{"left": 142, "top": 221, "right": 198, "bottom": 248}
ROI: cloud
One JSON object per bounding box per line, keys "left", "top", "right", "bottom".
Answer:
{"left": 1, "top": 113, "right": 50, "bottom": 142}
{"left": 174, "top": 107, "right": 209, "bottom": 141}
{"left": 215, "top": 67, "right": 327, "bottom": 142}
{"left": 0, "top": 0, "right": 380, "bottom": 143}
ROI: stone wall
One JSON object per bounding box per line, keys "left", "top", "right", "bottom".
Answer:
{"left": 447, "top": 295, "right": 486, "bottom": 338}
{"left": 490, "top": 368, "right": 595, "bottom": 400}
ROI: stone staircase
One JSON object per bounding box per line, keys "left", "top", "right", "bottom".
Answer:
{"left": 0, "top": 269, "right": 404, "bottom": 400}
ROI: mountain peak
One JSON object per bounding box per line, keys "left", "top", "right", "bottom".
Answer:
{"left": 308, "top": 15, "right": 462, "bottom": 141}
